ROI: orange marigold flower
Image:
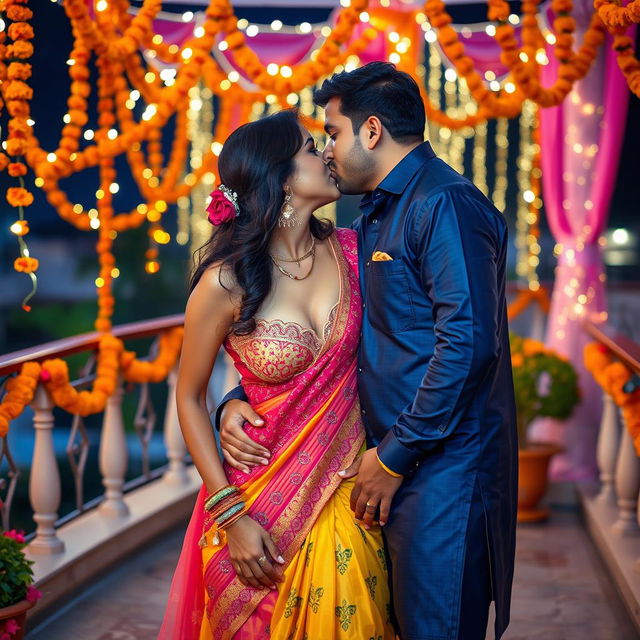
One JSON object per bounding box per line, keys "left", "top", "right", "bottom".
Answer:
{"left": 13, "top": 256, "right": 38, "bottom": 273}
{"left": 6, "top": 41, "right": 33, "bottom": 59}
{"left": 8, "top": 162, "right": 27, "bottom": 177}
{"left": 4, "top": 81, "right": 33, "bottom": 101}
{"left": 0, "top": 153, "right": 9, "bottom": 171}
{"left": 7, "top": 62, "right": 31, "bottom": 80}
{"left": 8, "top": 117, "right": 30, "bottom": 135}
{"left": 6, "top": 5, "right": 32, "bottom": 20}
{"left": 8, "top": 22, "right": 35, "bottom": 41}
{"left": 511, "top": 354, "right": 524, "bottom": 368}
{"left": 6, "top": 137, "right": 28, "bottom": 155}
{"left": 6, "top": 100, "right": 29, "bottom": 117}
{"left": 7, "top": 186, "right": 34, "bottom": 207}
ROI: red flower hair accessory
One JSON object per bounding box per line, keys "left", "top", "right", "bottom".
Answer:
{"left": 206, "top": 184, "right": 240, "bottom": 226}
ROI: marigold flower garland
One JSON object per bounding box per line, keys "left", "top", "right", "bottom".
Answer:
{"left": 0, "top": 361, "right": 41, "bottom": 437}
{"left": 1, "top": 0, "right": 37, "bottom": 311}
{"left": 594, "top": 0, "right": 640, "bottom": 29}
{"left": 423, "top": 0, "right": 524, "bottom": 118}
{"left": 488, "top": 0, "right": 606, "bottom": 108}
{"left": 584, "top": 342, "right": 640, "bottom": 455}
{"left": 0, "top": 328, "right": 183, "bottom": 438}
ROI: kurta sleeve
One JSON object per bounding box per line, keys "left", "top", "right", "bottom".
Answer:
{"left": 213, "top": 385, "right": 248, "bottom": 431}
{"left": 377, "top": 188, "right": 506, "bottom": 475}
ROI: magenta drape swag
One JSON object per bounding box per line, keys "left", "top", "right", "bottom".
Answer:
{"left": 530, "top": 1, "right": 632, "bottom": 480}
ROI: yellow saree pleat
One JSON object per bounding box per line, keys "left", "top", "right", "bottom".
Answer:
{"left": 270, "top": 474, "right": 395, "bottom": 640}
{"left": 199, "top": 473, "right": 395, "bottom": 640}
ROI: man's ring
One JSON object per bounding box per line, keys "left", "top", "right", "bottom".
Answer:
{"left": 365, "top": 502, "right": 377, "bottom": 512}
{"left": 257, "top": 555, "right": 267, "bottom": 565}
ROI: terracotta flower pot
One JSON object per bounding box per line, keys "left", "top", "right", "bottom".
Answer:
{"left": 0, "top": 599, "right": 36, "bottom": 640}
{"left": 517, "top": 442, "right": 563, "bottom": 523}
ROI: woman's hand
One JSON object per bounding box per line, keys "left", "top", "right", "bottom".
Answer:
{"left": 220, "top": 399, "right": 271, "bottom": 473}
{"left": 225, "top": 515, "right": 286, "bottom": 589}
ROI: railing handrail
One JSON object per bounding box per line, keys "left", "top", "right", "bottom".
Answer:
{"left": 583, "top": 318, "right": 640, "bottom": 374}
{"left": 0, "top": 313, "right": 185, "bottom": 376}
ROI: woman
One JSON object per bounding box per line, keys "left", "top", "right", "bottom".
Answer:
{"left": 159, "top": 110, "right": 394, "bottom": 640}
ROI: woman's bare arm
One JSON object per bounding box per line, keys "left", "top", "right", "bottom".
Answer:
{"left": 176, "top": 265, "right": 236, "bottom": 493}
{"left": 176, "top": 266, "right": 284, "bottom": 589}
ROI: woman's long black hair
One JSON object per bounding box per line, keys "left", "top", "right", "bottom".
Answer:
{"left": 189, "top": 110, "right": 334, "bottom": 336}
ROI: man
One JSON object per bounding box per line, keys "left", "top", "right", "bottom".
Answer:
{"left": 216, "top": 62, "right": 517, "bottom": 640}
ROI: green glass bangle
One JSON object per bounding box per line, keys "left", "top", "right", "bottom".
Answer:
{"left": 205, "top": 485, "right": 240, "bottom": 512}
{"left": 215, "top": 502, "right": 246, "bottom": 527}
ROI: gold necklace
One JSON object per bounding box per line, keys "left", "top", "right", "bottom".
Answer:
{"left": 272, "top": 236, "right": 316, "bottom": 268}
{"left": 270, "top": 248, "right": 315, "bottom": 281}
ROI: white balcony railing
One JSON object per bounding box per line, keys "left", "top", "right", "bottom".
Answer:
{"left": 0, "top": 315, "right": 237, "bottom": 623}
{"left": 579, "top": 320, "right": 640, "bottom": 632}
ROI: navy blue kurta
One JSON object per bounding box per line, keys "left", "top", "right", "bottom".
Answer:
{"left": 354, "top": 141, "right": 517, "bottom": 640}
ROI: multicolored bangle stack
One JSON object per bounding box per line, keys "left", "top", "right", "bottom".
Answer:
{"left": 205, "top": 484, "right": 247, "bottom": 531}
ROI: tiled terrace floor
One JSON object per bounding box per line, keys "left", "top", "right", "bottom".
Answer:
{"left": 27, "top": 502, "right": 638, "bottom": 640}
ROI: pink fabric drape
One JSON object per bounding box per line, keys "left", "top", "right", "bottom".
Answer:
{"left": 531, "top": 0, "right": 632, "bottom": 480}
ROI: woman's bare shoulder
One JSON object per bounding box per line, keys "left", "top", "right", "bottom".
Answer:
{"left": 189, "top": 263, "right": 239, "bottom": 316}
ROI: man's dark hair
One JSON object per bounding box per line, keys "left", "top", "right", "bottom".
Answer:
{"left": 313, "top": 62, "right": 425, "bottom": 144}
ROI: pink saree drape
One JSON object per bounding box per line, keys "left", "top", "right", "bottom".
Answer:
{"left": 159, "top": 229, "right": 366, "bottom": 639}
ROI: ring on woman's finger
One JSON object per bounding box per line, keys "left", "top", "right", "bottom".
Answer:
{"left": 365, "top": 502, "right": 377, "bottom": 512}
{"left": 257, "top": 555, "right": 267, "bottom": 565}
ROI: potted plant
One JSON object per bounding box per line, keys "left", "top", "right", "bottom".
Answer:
{"left": 0, "top": 530, "right": 42, "bottom": 640}
{"left": 509, "top": 333, "right": 580, "bottom": 522}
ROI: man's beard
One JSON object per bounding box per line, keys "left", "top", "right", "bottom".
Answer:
{"left": 332, "top": 137, "right": 375, "bottom": 195}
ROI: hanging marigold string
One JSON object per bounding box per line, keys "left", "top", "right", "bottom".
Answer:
{"left": 489, "top": 0, "right": 606, "bottom": 107}
{"left": 1, "top": 0, "right": 38, "bottom": 311}
{"left": 594, "top": 0, "right": 640, "bottom": 29}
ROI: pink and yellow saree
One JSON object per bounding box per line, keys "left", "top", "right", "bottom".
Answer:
{"left": 160, "top": 229, "right": 394, "bottom": 640}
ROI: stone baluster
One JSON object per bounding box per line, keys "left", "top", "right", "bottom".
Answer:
{"left": 612, "top": 409, "right": 640, "bottom": 536}
{"left": 163, "top": 366, "right": 188, "bottom": 485}
{"left": 98, "top": 375, "right": 129, "bottom": 517}
{"left": 28, "top": 384, "right": 64, "bottom": 554}
{"left": 597, "top": 393, "right": 621, "bottom": 505}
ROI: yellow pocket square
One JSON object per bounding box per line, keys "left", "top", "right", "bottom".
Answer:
{"left": 372, "top": 251, "right": 393, "bottom": 262}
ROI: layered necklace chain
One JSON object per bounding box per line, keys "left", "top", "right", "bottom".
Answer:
{"left": 270, "top": 235, "right": 316, "bottom": 281}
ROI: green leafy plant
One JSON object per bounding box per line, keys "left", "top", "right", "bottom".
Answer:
{"left": 0, "top": 530, "right": 40, "bottom": 608}
{"left": 509, "top": 333, "right": 580, "bottom": 449}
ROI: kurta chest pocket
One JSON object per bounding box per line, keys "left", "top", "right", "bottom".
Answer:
{"left": 367, "top": 259, "right": 416, "bottom": 333}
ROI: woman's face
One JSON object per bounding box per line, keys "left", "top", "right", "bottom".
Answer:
{"left": 289, "top": 126, "right": 340, "bottom": 209}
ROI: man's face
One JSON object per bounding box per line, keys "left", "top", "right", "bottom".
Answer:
{"left": 322, "top": 97, "right": 376, "bottom": 195}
